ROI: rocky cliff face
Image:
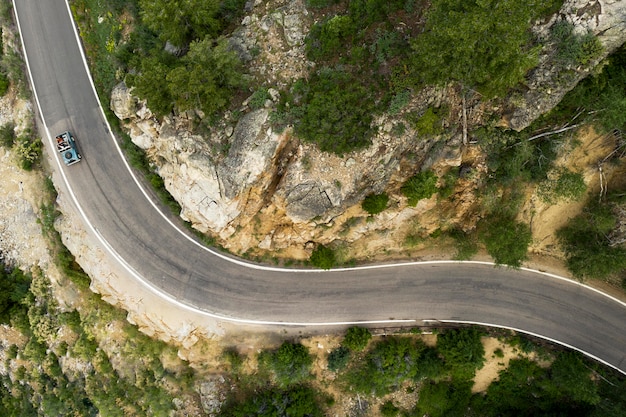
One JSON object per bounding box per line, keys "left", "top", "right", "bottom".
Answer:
{"left": 507, "top": 0, "right": 626, "bottom": 130}
{"left": 111, "top": 0, "right": 626, "bottom": 258}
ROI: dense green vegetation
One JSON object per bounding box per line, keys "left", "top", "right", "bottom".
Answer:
{"left": 362, "top": 192, "right": 389, "bottom": 215}
{"left": 219, "top": 326, "right": 626, "bottom": 417}
{"left": 558, "top": 198, "right": 626, "bottom": 280}
{"left": 409, "top": 0, "right": 561, "bottom": 98}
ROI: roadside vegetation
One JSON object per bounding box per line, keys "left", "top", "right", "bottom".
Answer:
{"left": 65, "top": 0, "right": 626, "bottom": 282}
{"left": 218, "top": 326, "right": 626, "bottom": 417}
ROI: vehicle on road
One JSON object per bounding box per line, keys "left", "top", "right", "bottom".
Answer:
{"left": 56, "top": 131, "right": 81, "bottom": 166}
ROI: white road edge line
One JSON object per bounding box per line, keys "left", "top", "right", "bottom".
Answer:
{"left": 439, "top": 319, "right": 626, "bottom": 376}
{"left": 12, "top": 0, "right": 626, "bottom": 335}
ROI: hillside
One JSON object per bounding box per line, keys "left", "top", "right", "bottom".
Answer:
{"left": 0, "top": 0, "right": 625, "bottom": 415}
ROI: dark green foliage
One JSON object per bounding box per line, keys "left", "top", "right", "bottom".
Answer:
{"left": 327, "top": 346, "right": 351, "bottom": 372}
{"left": 474, "top": 356, "right": 601, "bottom": 416}
{"left": 551, "top": 20, "right": 604, "bottom": 66}
{"left": 265, "top": 342, "right": 313, "bottom": 386}
{"left": 343, "top": 326, "right": 372, "bottom": 351}
{"left": 436, "top": 328, "right": 485, "bottom": 380}
{"left": 0, "top": 122, "right": 14, "bottom": 148}
{"left": 551, "top": 42, "right": 626, "bottom": 133}
{"left": 548, "top": 352, "right": 600, "bottom": 405}
{"left": 409, "top": 0, "right": 559, "bottom": 97}
{"left": 479, "top": 216, "right": 532, "bottom": 268}
{"left": 223, "top": 348, "right": 244, "bottom": 372}
{"left": 380, "top": 400, "right": 400, "bottom": 417}
{"left": 128, "top": 54, "right": 176, "bottom": 117}
{"left": 346, "top": 337, "right": 424, "bottom": 394}
{"left": 295, "top": 70, "right": 376, "bottom": 155}
{"left": 362, "top": 193, "right": 389, "bottom": 215}
{"left": 558, "top": 200, "right": 626, "bottom": 279}
{"left": 0, "top": 70, "right": 9, "bottom": 96}
{"left": 310, "top": 244, "right": 337, "bottom": 269}
{"left": 221, "top": 385, "right": 323, "bottom": 417}
{"left": 413, "top": 380, "right": 472, "bottom": 417}
{"left": 415, "top": 347, "right": 447, "bottom": 380}
{"left": 401, "top": 171, "right": 438, "bottom": 206}
{"left": 139, "top": 0, "right": 220, "bottom": 47}
{"left": 167, "top": 37, "right": 245, "bottom": 116}
{"left": 0, "top": 267, "right": 31, "bottom": 324}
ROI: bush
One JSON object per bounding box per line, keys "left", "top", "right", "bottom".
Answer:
{"left": 401, "top": 171, "right": 438, "bottom": 206}
{"left": 437, "top": 328, "right": 485, "bottom": 380}
{"left": 346, "top": 337, "right": 424, "bottom": 394}
{"left": 413, "top": 106, "right": 446, "bottom": 136}
{"left": 409, "top": 0, "right": 558, "bottom": 97}
{"left": 0, "top": 122, "right": 15, "bottom": 148}
{"left": 539, "top": 168, "right": 587, "bottom": 203}
{"left": 362, "top": 193, "right": 389, "bottom": 215}
{"left": 479, "top": 216, "right": 532, "bottom": 268}
{"left": 295, "top": 69, "right": 375, "bottom": 155}
{"left": 414, "top": 380, "right": 472, "bottom": 417}
{"left": 266, "top": 342, "right": 313, "bottom": 386}
{"left": 0, "top": 70, "right": 9, "bottom": 96}
{"left": 557, "top": 200, "right": 626, "bottom": 279}
{"left": 221, "top": 385, "right": 323, "bottom": 417}
{"left": 343, "top": 326, "right": 372, "bottom": 351}
{"left": 310, "top": 244, "right": 337, "bottom": 269}
{"left": 551, "top": 20, "right": 604, "bottom": 66}
{"left": 327, "top": 346, "right": 350, "bottom": 372}
{"left": 380, "top": 400, "right": 400, "bottom": 417}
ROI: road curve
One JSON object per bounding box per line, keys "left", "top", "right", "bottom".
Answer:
{"left": 13, "top": 0, "right": 626, "bottom": 374}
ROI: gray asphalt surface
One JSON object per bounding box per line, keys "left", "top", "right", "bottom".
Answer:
{"left": 13, "top": 0, "right": 626, "bottom": 374}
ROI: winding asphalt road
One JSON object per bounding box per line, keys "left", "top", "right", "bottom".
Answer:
{"left": 13, "top": 0, "right": 626, "bottom": 374}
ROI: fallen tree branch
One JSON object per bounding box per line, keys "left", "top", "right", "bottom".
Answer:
{"left": 527, "top": 124, "right": 579, "bottom": 142}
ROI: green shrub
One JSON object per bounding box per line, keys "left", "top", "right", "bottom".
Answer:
{"left": 413, "top": 380, "right": 472, "bottom": 417}
{"left": 414, "top": 106, "right": 446, "bottom": 136}
{"left": 295, "top": 69, "right": 375, "bottom": 155}
{"left": 249, "top": 87, "right": 272, "bottom": 109}
{"left": 551, "top": 20, "right": 604, "bottom": 66}
{"left": 479, "top": 216, "right": 532, "bottom": 268}
{"left": 402, "top": 171, "right": 438, "bottom": 206}
{"left": 380, "top": 400, "right": 400, "bottom": 417}
{"left": 327, "top": 346, "right": 350, "bottom": 372}
{"left": 266, "top": 342, "right": 313, "bottom": 386}
{"left": 447, "top": 228, "right": 478, "bottom": 261}
{"left": 437, "top": 328, "right": 485, "bottom": 380}
{"left": 221, "top": 385, "right": 323, "bottom": 417}
{"left": 557, "top": 200, "right": 626, "bottom": 279}
{"left": 0, "top": 70, "right": 9, "bottom": 96}
{"left": 539, "top": 168, "right": 586, "bottom": 203}
{"left": 0, "top": 122, "right": 15, "bottom": 148}
{"left": 409, "top": 0, "right": 557, "bottom": 97}
{"left": 310, "top": 244, "right": 337, "bottom": 270}
{"left": 343, "top": 326, "right": 372, "bottom": 351}
{"left": 346, "top": 336, "right": 424, "bottom": 394}
{"left": 362, "top": 193, "right": 389, "bottom": 215}
{"left": 14, "top": 135, "right": 42, "bottom": 171}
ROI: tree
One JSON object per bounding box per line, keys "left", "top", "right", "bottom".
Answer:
{"left": 309, "top": 245, "right": 337, "bottom": 270}
{"left": 223, "top": 385, "right": 323, "bottom": 417}
{"left": 362, "top": 193, "right": 389, "bottom": 215}
{"left": 409, "top": 0, "right": 559, "bottom": 97}
{"left": 480, "top": 216, "right": 532, "bottom": 268}
{"left": 267, "top": 342, "right": 313, "bottom": 386}
{"left": 129, "top": 55, "right": 176, "bottom": 117}
{"left": 342, "top": 326, "right": 372, "bottom": 351}
{"left": 139, "top": 0, "right": 220, "bottom": 47}
{"left": 436, "top": 328, "right": 485, "bottom": 379}
{"left": 401, "top": 171, "right": 438, "bottom": 206}
{"left": 166, "top": 37, "right": 244, "bottom": 117}
{"left": 295, "top": 69, "right": 375, "bottom": 155}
